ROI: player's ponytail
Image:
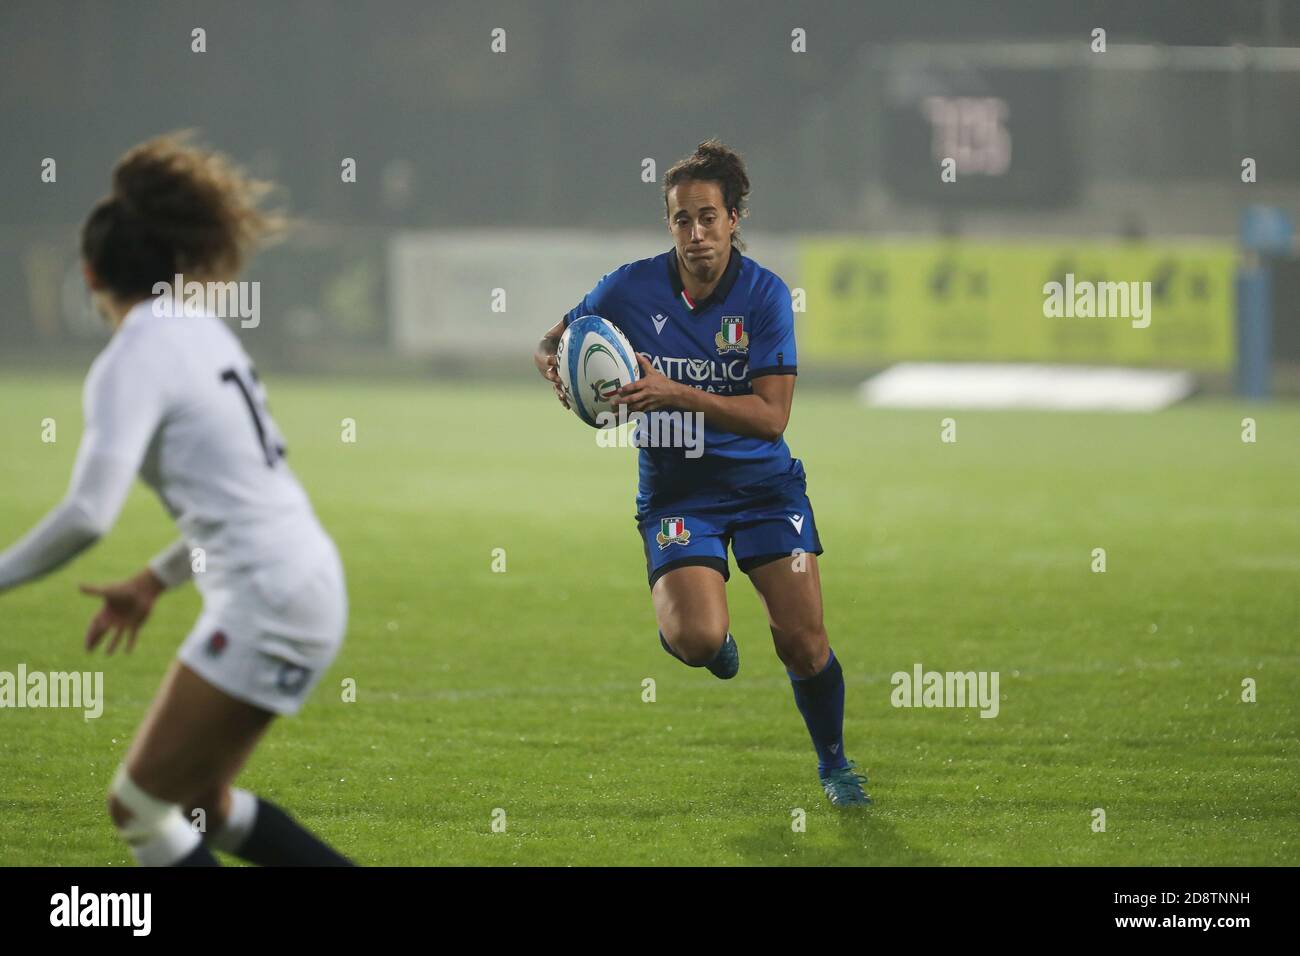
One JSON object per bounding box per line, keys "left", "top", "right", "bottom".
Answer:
{"left": 663, "top": 139, "right": 751, "bottom": 251}
{"left": 81, "top": 131, "right": 284, "bottom": 299}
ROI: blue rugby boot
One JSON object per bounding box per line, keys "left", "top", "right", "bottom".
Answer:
{"left": 820, "top": 761, "right": 871, "bottom": 807}
{"left": 704, "top": 632, "right": 739, "bottom": 680}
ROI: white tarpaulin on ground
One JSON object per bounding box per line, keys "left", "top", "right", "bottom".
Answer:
{"left": 859, "top": 363, "right": 1196, "bottom": 411}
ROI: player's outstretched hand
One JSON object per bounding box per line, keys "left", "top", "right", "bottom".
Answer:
{"left": 617, "top": 353, "right": 684, "bottom": 413}
{"left": 79, "top": 570, "right": 164, "bottom": 655}
{"left": 542, "top": 355, "right": 571, "bottom": 410}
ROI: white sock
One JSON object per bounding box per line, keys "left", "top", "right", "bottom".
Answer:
{"left": 112, "top": 766, "right": 203, "bottom": 866}
{"left": 132, "top": 813, "right": 203, "bottom": 866}
{"left": 212, "top": 787, "right": 259, "bottom": 853}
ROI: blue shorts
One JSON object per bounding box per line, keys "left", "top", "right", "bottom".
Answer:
{"left": 636, "top": 459, "right": 824, "bottom": 589}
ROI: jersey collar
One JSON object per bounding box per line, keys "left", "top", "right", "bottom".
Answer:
{"left": 120, "top": 297, "right": 165, "bottom": 329}
{"left": 667, "top": 244, "right": 741, "bottom": 313}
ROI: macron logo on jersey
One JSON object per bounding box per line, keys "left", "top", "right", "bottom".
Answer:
{"left": 789, "top": 514, "right": 805, "bottom": 533}
{"left": 651, "top": 313, "right": 668, "bottom": 335}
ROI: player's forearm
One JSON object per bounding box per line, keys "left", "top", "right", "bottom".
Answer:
{"left": 147, "top": 538, "right": 193, "bottom": 590}
{"left": 0, "top": 499, "right": 104, "bottom": 593}
{"left": 0, "top": 446, "right": 139, "bottom": 594}
{"left": 672, "top": 384, "right": 787, "bottom": 442}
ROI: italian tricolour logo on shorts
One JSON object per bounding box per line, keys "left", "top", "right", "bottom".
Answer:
{"left": 656, "top": 516, "right": 691, "bottom": 549}
{"left": 715, "top": 315, "right": 749, "bottom": 354}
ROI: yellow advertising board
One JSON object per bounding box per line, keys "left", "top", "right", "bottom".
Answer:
{"left": 797, "top": 239, "right": 1236, "bottom": 370}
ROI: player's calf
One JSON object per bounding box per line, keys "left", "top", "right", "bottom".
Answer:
{"left": 658, "top": 624, "right": 725, "bottom": 666}
{"left": 659, "top": 629, "right": 740, "bottom": 679}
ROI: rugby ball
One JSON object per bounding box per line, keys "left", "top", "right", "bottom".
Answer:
{"left": 556, "top": 315, "right": 640, "bottom": 428}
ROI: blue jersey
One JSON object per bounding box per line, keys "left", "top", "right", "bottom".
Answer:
{"left": 563, "top": 246, "right": 798, "bottom": 510}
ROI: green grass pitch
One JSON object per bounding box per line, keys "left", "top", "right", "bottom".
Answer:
{"left": 1, "top": 373, "right": 1296, "bottom": 866}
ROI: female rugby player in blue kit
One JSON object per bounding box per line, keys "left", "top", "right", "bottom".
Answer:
{"left": 534, "top": 141, "right": 869, "bottom": 807}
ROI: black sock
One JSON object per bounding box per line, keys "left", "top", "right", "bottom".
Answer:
{"left": 173, "top": 842, "right": 221, "bottom": 866}
{"left": 232, "top": 798, "right": 355, "bottom": 867}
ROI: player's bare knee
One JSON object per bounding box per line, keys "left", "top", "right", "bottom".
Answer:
{"left": 664, "top": 622, "right": 727, "bottom": 665}
{"left": 774, "top": 625, "right": 828, "bottom": 676}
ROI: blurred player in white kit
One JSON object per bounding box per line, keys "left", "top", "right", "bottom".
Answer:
{"left": 0, "top": 133, "right": 353, "bottom": 866}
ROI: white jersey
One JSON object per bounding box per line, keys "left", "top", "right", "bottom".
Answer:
{"left": 0, "top": 297, "right": 331, "bottom": 604}
{"left": 85, "top": 299, "right": 332, "bottom": 597}
{"left": 0, "top": 297, "right": 345, "bottom": 713}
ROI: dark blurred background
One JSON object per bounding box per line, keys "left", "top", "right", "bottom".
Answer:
{"left": 2, "top": 0, "right": 1297, "bottom": 386}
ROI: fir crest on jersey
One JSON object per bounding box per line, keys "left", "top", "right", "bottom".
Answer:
{"left": 715, "top": 315, "right": 748, "bottom": 354}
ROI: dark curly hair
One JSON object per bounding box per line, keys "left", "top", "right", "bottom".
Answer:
{"left": 663, "top": 139, "right": 751, "bottom": 252}
{"left": 81, "top": 130, "right": 284, "bottom": 300}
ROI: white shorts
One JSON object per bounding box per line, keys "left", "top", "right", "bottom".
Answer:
{"left": 178, "top": 546, "right": 347, "bottom": 716}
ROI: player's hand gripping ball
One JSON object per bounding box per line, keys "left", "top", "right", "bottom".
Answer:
{"left": 555, "top": 315, "right": 640, "bottom": 428}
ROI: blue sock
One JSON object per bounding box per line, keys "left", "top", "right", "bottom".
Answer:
{"left": 788, "top": 648, "right": 848, "bottom": 776}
